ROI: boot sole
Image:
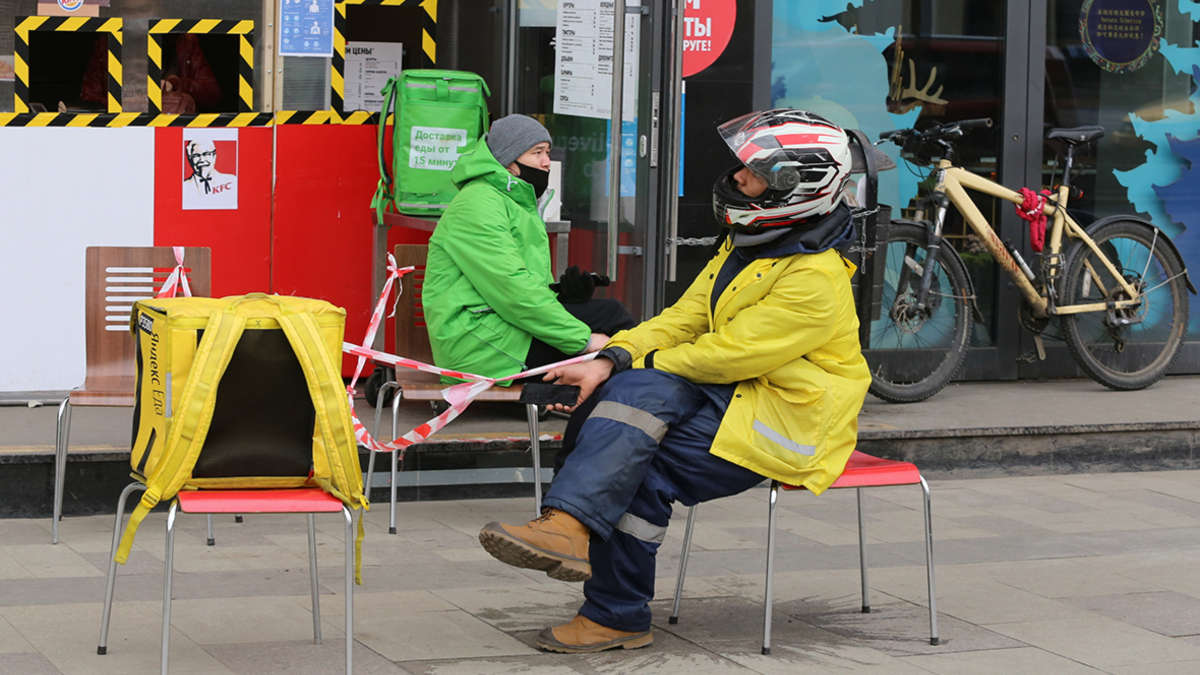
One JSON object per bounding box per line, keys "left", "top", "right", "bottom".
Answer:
{"left": 478, "top": 522, "right": 591, "bottom": 582}
{"left": 535, "top": 628, "right": 653, "bottom": 653}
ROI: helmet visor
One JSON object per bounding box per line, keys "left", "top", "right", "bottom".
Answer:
{"left": 718, "top": 111, "right": 768, "bottom": 180}
{"left": 718, "top": 111, "right": 819, "bottom": 192}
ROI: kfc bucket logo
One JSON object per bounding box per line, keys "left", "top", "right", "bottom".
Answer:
{"left": 182, "top": 129, "right": 239, "bottom": 210}
{"left": 682, "top": 0, "right": 736, "bottom": 78}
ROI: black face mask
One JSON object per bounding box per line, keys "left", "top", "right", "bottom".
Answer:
{"left": 517, "top": 163, "right": 550, "bottom": 199}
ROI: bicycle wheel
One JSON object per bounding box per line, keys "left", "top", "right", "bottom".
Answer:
{"left": 1060, "top": 219, "right": 1189, "bottom": 390}
{"left": 864, "top": 223, "right": 971, "bottom": 403}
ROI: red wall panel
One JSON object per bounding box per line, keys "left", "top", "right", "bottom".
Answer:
{"left": 272, "top": 124, "right": 382, "bottom": 374}
{"left": 154, "top": 127, "right": 273, "bottom": 296}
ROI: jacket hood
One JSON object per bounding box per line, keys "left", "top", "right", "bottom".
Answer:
{"left": 450, "top": 140, "right": 538, "bottom": 210}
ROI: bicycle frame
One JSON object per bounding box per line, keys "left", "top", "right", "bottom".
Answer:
{"left": 931, "top": 160, "right": 1142, "bottom": 318}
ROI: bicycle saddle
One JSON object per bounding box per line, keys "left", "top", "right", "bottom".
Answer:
{"left": 1047, "top": 126, "right": 1105, "bottom": 145}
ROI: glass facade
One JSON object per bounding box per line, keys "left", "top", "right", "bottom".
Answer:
{"left": 1046, "top": 0, "right": 1200, "bottom": 340}
{"left": 773, "top": 0, "right": 1199, "bottom": 374}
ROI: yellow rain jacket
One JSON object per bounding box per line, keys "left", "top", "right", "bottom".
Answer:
{"left": 607, "top": 241, "right": 870, "bottom": 494}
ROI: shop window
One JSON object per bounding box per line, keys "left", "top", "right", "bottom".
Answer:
{"left": 17, "top": 17, "right": 123, "bottom": 113}
{"left": 148, "top": 22, "right": 254, "bottom": 115}
{"left": 1046, "top": 0, "right": 1200, "bottom": 341}
{"left": 776, "top": 1, "right": 1008, "bottom": 348}
{"left": 336, "top": 2, "right": 431, "bottom": 113}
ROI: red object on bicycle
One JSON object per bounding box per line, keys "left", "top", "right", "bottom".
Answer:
{"left": 1016, "top": 187, "right": 1052, "bottom": 252}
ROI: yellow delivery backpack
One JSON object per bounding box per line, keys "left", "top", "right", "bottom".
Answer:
{"left": 117, "top": 293, "right": 368, "bottom": 580}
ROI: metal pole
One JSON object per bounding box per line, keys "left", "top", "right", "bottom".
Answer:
{"left": 504, "top": 0, "right": 518, "bottom": 116}
{"left": 607, "top": 0, "right": 628, "bottom": 280}
{"left": 666, "top": 0, "right": 686, "bottom": 281}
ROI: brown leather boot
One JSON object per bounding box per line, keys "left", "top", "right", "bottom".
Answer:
{"left": 536, "top": 615, "right": 653, "bottom": 653}
{"left": 478, "top": 508, "right": 591, "bottom": 581}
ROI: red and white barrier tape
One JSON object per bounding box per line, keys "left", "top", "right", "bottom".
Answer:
{"left": 155, "top": 246, "right": 193, "bottom": 298}
{"left": 343, "top": 253, "right": 595, "bottom": 456}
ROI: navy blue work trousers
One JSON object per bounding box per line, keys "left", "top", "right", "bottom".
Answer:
{"left": 541, "top": 369, "right": 765, "bottom": 632}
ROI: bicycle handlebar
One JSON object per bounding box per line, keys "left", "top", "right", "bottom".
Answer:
{"left": 957, "top": 118, "right": 993, "bottom": 130}
{"left": 877, "top": 118, "right": 994, "bottom": 164}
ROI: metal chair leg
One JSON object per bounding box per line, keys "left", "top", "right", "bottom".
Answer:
{"left": 857, "top": 487, "right": 871, "bottom": 613}
{"left": 921, "top": 476, "right": 939, "bottom": 645}
{"left": 307, "top": 514, "right": 322, "bottom": 644}
{"left": 52, "top": 397, "right": 72, "bottom": 544}
{"left": 668, "top": 504, "right": 698, "bottom": 624}
{"left": 98, "top": 481, "right": 146, "bottom": 655}
{"left": 762, "top": 481, "right": 779, "bottom": 656}
{"left": 367, "top": 381, "right": 399, "bottom": 511}
{"left": 526, "top": 404, "right": 542, "bottom": 516}
{"left": 389, "top": 386, "right": 402, "bottom": 534}
{"left": 161, "top": 501, "right": 179, "bottom": 675}
{"left": 343, "top": 507, "right": 355, "bottom": 675}
{"left": 206, "top": 515, "right": 215, "bottom": 546}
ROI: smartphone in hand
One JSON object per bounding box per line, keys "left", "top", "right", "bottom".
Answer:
{"left": 519, "top": 382, "right": 580, "bottom": 406}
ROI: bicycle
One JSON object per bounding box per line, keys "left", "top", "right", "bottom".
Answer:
{"left": 864, "top": 119, "right": 1196, "bottom": 403}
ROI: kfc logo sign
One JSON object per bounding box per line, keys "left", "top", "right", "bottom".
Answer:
{"left": 182, "top": 128, "right": 239, "bottom": 210}
{"left": 682, "top": 0, "right": 736, "bottom": 78}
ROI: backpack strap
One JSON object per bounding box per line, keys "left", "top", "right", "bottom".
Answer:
{"left": 276, "top": 310, "right": 369, "bottom": 583}
{"left": 372, "top": 77, "right": 401, "bottom": 223}
{"left": 115, "top": 305, "right": 247, "bottom": 564}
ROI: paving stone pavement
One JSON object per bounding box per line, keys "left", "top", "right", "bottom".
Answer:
{"left": 4, "top": 469, "right": 1200, "bottom": 674}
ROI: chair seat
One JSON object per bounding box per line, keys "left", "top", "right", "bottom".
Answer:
{"left": 69, "top": 389, "right": 136, "bottom": 407}
{"left": 782, "top": 450, "right": 922, "bottom": 491}
{"left": 177, "top": 488, "right": 345, "bottom": 514}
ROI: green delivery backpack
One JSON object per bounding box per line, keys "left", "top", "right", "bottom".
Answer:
{"left": 372, "top": 69, "right": 491, "bottom": 219}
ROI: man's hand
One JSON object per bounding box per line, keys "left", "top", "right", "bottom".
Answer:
{"left": 584, "top": 333, "right": 609, "bottom": 353}
{"left": 543, "top": 358, "right": 614, "bottom": 412}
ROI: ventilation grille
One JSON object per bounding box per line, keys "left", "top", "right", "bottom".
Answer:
{"left": 103, "top": 266, "right": 191, "bottom": 331}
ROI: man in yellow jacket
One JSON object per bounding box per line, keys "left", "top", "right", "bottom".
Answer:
{"left": 478, "top": 109, "right": 872, "bottom": 653}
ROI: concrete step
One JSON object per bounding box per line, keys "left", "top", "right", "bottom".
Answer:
{"left": 3, "top": 377, "right": 1198, "bottom": 519}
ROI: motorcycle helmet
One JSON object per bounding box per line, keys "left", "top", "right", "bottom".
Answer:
{"left": 713, "top": 109, "right": 853, "bottom": 231}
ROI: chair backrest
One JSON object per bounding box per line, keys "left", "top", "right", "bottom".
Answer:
{"left": 393, "top": 244, "right": 440, "bottom": 384}
{"left": 83, "top": 246, "right": 212, "bottom": 394}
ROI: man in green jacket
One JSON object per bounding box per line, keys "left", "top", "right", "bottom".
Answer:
{"left": 423, "top": 114, "right": 635, "bottom": 381}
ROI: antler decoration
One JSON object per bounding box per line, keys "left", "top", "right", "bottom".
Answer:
{"left": 900, "top": 59, "right": 947, "bottom": 105}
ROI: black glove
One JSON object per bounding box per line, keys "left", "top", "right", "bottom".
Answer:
{"left": 557, "top": 266, "right": 596, "bottom": 304}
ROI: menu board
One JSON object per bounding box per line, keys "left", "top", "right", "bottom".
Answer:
{"left": 344, "top": 42, "right": 403, "bottom": 112}
{"left": 553, "top": 0, "right": 640, "bottom": 121}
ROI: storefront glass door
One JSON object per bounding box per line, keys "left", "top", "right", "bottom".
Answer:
{"left": 507, "top": 0, "right": 673, "bottom": 322}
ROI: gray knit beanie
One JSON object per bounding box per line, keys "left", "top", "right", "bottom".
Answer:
{"left": 486, "top": 114, "right": 552, "bottom": 168}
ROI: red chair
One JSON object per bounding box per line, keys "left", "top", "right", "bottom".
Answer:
{"left": 668, "top": 451, "right": 938, "bottom": 654}
{"left": 98, "top": 486, "right": 356, "bottom": 675}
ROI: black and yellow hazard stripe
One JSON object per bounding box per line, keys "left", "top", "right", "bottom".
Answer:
{"left": 332, "top": 0, "right": 436, "bottom": 116}
{"left": 275, "top": 110, "right": 340, "bottom": 125}
{"left": 14, "top": 16, "right": 123, "bottom": 114}
{"left": 148, "top": 19, "right": 254, "bottom": 115}
{"left": 0, "top": 112, "right": 273, "bottom": 128}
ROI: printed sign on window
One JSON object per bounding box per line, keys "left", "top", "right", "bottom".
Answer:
{"left": 183, "top": 128, "right": 238, "bottom": 210}
{"left": 409, "top": 126, "right": 469, "bottom": 171}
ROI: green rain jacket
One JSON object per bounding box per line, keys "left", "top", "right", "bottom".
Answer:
{"left": 423, "top": 142, "right": 590, "bottom": 382}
